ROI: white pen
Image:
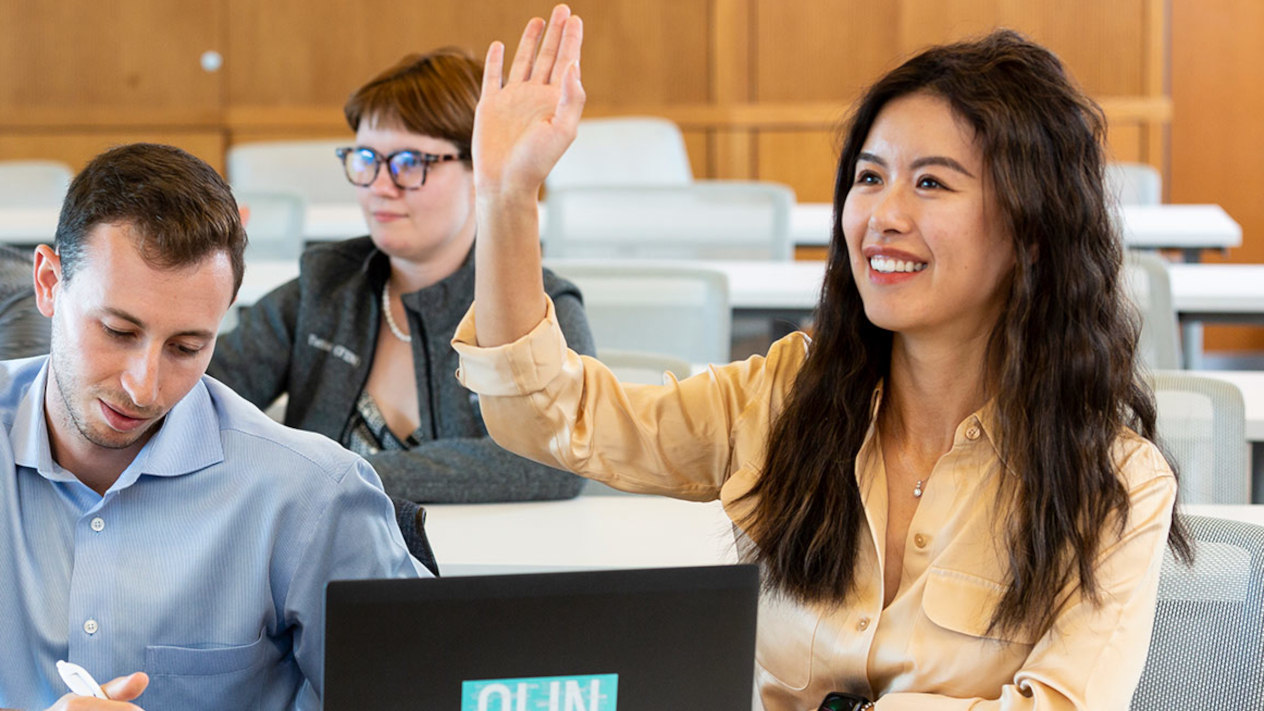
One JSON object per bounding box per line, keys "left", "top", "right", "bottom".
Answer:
{"left": 56, "top": 660, "right": 108, "bottom": 699}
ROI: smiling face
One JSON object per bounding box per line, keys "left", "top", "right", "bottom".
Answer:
{"left": 353, "top": 118, "right": 477, "bottom": 271}
{"left": 36, "top": 222, "right": 234, "bottom": 481}
{"left": 841, "top": 91, "right": 1016, "bottom": 344}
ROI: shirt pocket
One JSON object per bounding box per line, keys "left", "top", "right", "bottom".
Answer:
{"left": 143, "top": 630, "right": 273, "bottom": 708}
{"left": 755, "top": 591, "right": 821, "bottom": 692}
{"left": 914, "top": 568, "right": 1036, "bottom": 694}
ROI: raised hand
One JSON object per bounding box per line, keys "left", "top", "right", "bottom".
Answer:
{"left": 473, "top": 4, "right": 584, "bottom": 199}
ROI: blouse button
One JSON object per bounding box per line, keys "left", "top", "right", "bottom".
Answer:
{"left": 965, "top": 425, "right": 981, "bottom": 441}
{"left": 856, "top": 616, "right": 870, "bottom": 631}
{"left": 83, "top": 619, "right": 99, "bottom": 635}
{"left": 914, "top": 533, "right": 928, "bottom": 549}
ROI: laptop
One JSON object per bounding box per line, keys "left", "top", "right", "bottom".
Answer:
{"left": 324, "top": 565, "right": 759, "bottom": 710}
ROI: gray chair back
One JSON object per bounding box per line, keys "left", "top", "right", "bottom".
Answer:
{"left": 1131, "top": 515, "right": 1264, "bottom": 709}
{"left": 1124, "top": 251, "right": 1181, "bottom": 370}
{"left": 228, "top": 139, "right": 355, "bottom": 204}
{"left": 0, "top": 160, "right": 73, "bottom": 208}
{"left": 548, "top": 261, "right": 731, "bottom": 365}
{"left": 1150, "top": 371, "right": 1249, "bottom": 504}
{"left": 236, "top": 190, "right": 307, "bottom": 261}
{"left": 546, "top": 116, "right": 693, "bottom": 191}
{"left": 1108, "top": 162, "right": 1162, "bottom": 206}
{"left": 543, "top": 182, "right": 794, "bottom": 261}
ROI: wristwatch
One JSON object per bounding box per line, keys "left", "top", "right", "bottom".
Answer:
{"left": 818, "top": 691, "right": 875, "bottom": 710}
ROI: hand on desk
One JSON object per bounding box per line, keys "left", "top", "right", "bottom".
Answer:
{"left": 45, "top": 672, "right": 148, "bottom": 711}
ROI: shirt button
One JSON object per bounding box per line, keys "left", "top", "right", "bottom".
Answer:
{"left": 83, "top": 619, "right": 99, "bottom": 635}
{"left": 90, "top": 517, "right": 106, "bottom": 532}
{"left": 965, "top": 425, "right": 981, "bottom": 441}
{"left": 856, "top": 616, "right": 870, "bottom": 631}
{"left": 914, "top": 533, "right": 928, "bottom": 549}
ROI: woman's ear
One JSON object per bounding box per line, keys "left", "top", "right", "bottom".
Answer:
{"left": 32, "top": 244, "right": 63, "bottom": 318}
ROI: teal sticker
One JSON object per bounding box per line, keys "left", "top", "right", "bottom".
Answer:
{"left": 461, "top": 673, "right": 618, "bottom": 710}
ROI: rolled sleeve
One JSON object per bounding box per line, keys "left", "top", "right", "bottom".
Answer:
{"left": 452, "top": 298, "right": 571, "bottom": 397}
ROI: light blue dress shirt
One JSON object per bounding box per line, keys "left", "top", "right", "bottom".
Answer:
{"left": 0, "top": 357, "right": 426, "bottom": 710}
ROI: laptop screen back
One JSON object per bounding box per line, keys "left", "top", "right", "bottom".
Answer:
{"left": 325, "top": 565, "right": 759, "bottom": 710}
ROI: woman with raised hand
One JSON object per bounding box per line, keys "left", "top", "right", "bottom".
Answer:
{"left": 455, "top": 5, "right": 1185, "bottom": 709}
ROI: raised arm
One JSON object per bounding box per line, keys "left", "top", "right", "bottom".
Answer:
{"left": 472, "top": 4, "right": 585, "bottom": 347}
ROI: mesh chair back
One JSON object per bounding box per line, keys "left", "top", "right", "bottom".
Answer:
{"left": 228, "top": 139, "right": 354, "bottom": 204}
{"left": 546, "top": 116, "right": 693, "bottom": 191}
{"left": 0, "top": 160, "right": 73, "bottom": 207}
{"left": 1131, "top": 515, "right": 1264, "bottom": 710}
{"left": 1150, "top": 372, "right": 1249, "bottom": 504}
{"left": 1107, "top": 162, "right": 1162, "bottom": 206}
{"left": 544, "top": 182, "right": 794, "bottom": 261}
{"left": 236, "top": 190, "right": 306, "bottom": 261}
{"left": 547, "top": 262, "right": 731, "bottom": 364}
{"left": 1124, "top": 251, "right": 1181, "bottom": 370}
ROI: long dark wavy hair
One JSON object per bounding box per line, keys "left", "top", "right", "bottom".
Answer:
{"left": 740, "top": 29, "right": 1189, "bottom": 638}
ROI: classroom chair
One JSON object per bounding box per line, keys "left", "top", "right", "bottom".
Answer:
{"left": 0, "top": 160, "right": 73, "bottom": 208}
{"left": 1124, "top": 250, "right": 1181, "bottom": 370}
{"left": 1107, "top": 161, "right": 1162, "bottom": 206}
{"left": 546, "top": 116, "right": 693, "bottom": 191}
{"left": 1150, "top": 371, "right": 1250, "bottom": 504}
{"left": 236, "top": 189, "right": 307, "bottom": 261}
{"left": 1131, "top": 515, "right": 1264, "bottom": 710}
{"left": 227, "top": 139, "right": 355, "bottom": 204}
{"left": 547, "top": 262, "right": 731, "bottom": 365}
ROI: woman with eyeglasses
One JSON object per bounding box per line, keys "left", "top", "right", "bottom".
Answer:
{"left": 454, "top": 6, "right": 1186, "bottom": 710}
{"left": 210, "top": 49, "right": 595, "bottom": 530}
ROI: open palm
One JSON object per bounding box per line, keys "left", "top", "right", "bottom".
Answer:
{"left": 473, "top": 4, "right": 585, "bottom": 198}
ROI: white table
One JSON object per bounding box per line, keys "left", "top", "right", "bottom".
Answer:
{"left": 425, "top": 497, "right": 737, "bottom": 574}
{"left": 234, "top": 257, "right": 827, "bottom": 313}
{"left": 1170, "top": 264, "right": 1264, "bottom": 324}
{"left": 422, "top": 497, "right": 1259, "bottom": 575}
{"left": 786, "top": 202, "right": 1240, "bottom": 251}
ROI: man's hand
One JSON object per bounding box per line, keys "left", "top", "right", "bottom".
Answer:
{"left": 45, "top": 672, "right": 148, "bottom": 711}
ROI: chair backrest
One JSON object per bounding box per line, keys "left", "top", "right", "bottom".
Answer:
{"left": 1124, "top": 251, "right": 1181, "bottom": 370}
{"left": 1149, "top": 371, "right": 1249, "bottom": 504}
{"left": 0, "top": 160, "right": 74, "bottom": 208}
{"left": 1107, "top": 161, "right": 1162, "bottom": 206}
{"left": 543, "top": 182, "right": 795, "bottom": 261}
{"left": 236, "top": 190, "right": 307, "bottom": 261}
{"left": 546, "top": 116, "right": 693, "bottom": 191}
{"left": 227, "top": 139, "right": 355, "bottom": 204}
{"left": 547, "top": 262, "right": 731, "bottom": 364}
{"left": 1131, "top": 515, "right": 1264, "bottom": 710}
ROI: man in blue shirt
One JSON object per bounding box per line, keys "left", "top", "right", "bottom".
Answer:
{"left": 0, "top": 143, "right": 426, "bottom": 711}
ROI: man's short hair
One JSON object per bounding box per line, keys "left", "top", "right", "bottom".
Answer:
{"left": 54, "top": 143, "right": 247, "bottom": 299}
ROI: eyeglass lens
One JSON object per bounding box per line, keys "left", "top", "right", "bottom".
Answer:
{"left": 342, "top": 148, "right": 430, "bottom": 189}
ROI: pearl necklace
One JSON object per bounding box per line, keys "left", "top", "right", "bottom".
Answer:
{"left": 381, "top": 281, "right": 412, "bottom": 343}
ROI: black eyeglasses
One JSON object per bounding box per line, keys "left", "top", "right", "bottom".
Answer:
{"left": 335, "top": 146, "right": 466, "bottom": 190}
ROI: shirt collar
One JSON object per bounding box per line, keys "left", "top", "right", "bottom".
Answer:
{"left": 867, "top": 379, "right": 1002, "bottom": 451}
{"left": 11, "top": 361, "right": 224, "bottom": 488}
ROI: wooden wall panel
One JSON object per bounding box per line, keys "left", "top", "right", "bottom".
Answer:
{"left": 225, "top": 0, "right": 710, "bottom": 108}
{"left": 0, "top": 132, "right": 227, "bottom": 174}
{"left": 0, "top": 0, "right": 223, "bottom": 113}
{"left": 1171, "top": 0, "right": 1264, "bottom": 352}
{"left": 757, "top": 130, "right": 839, "bottom": 203}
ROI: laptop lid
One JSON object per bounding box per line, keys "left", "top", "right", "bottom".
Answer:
{"left": 325, "top": 564, "right": 759, "bottom": 710}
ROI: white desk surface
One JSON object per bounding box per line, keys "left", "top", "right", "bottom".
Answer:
{"left": 1169, "top": 263, "right": 1264, "bottom": 317}
{"left": 234, "top": 257, "right": 828, "bottom": 312}
{"left": 423, "top": 497, "right": 1258, "bottom": 572}
{"left": 1, "top": 201, "right": 1241, "bottom": 253}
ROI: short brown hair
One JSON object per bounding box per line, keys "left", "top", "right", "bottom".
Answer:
{"left": 55, "top": 143, "right": 247, "bottom": 298}
{"left": 343, "top": 47, "right": 482, "bottom": 164}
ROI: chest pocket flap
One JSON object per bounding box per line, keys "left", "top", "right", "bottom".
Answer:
{"left": 923, "top": 568, "right": 1037, "bottom": 645}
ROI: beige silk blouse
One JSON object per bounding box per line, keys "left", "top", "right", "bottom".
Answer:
{"left": 452, "top": 299, "right": 1177, "bottom": 711}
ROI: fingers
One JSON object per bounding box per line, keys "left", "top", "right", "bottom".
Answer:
{"left": 482, "top": 41, "right": 504, "bottom": 94}
{"left": 102, "top": 672, "right": 149, "bottom": 702}
{"left": 531, "top": 4, "right": 571, "bottom": 83}
{"left": 506, "top": 16, "right": 545, "bottom": 83}
{"left": 555, "top": 61, "right": 587, "bottom": 135}
{"left": 549, "top": 15, "right": 584, "bottom": 85}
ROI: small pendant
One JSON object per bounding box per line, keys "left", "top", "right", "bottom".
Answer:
{"left": 913, "top": 480, "right": 924, "bottom": 498}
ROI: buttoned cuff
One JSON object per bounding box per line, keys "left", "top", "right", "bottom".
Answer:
{"left": 451, "top": 298, "right": 569, "bottom": 397}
